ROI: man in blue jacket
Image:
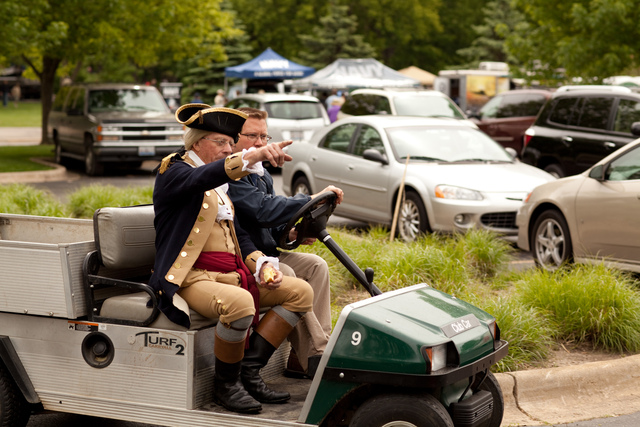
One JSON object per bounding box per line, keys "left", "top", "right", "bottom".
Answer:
{"left": 228, "top": 107, "right": 344, "bottom": 378}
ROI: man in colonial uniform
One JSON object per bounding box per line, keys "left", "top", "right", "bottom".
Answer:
{"left": 149, "top": 104, "right": 314, "bottom": 414}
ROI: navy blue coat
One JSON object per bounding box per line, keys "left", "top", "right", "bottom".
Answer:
{"left": 228, "top": 171, "right": 311, "bottom": 257}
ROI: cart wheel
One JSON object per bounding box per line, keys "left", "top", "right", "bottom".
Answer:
{"left": 0, "top": 363, "right": 30, "bottom": 427}
{"left": 478, "top": 372, "right": 504, "bottom": 427}
{"left": 350, "top": 393, "right": 454, "bottom": 427}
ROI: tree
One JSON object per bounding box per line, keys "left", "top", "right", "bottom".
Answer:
{"left": 228, "top": 0, "right": 325, "bottom": 60}
{"left": 0, "top": 0, "right": 237, "bottom": 144}
{"left": 507, "top": 0, "right": 640, "bottom": 84}
{"left": 456, "top": 0, "right": 525, "bottom": 68}
{"left": 175, "top": 1, "right": 253, "bottom": 104}
{"left": 297, "top": 4, "right": 376, "bottom": 70}
{"left": 344, "top": 0, "right": 441, "bottom": 69}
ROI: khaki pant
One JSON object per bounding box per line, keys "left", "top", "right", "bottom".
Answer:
{"left": 279, "top": 252, "right": 332, "bottom": 370}
{"left": 178, "top": 268, "right": 313, "bottom": 327}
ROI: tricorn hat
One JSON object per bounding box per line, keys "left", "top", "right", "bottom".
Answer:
{"left": 175, "top": 104, "right": 247, "bottom": 138}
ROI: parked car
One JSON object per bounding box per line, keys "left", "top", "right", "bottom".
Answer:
{"left": 517, "top": 137, "right": 640, "bottom": 272}
{"left": 225, "top": 93, "right": 330, "bottom": 143}
{"left": 469, "top": 89, "right": 551, "bottom": 153}
{"left": 282, "top": 115, "right": 555, "bottom": 241}
{"left": 521, "top": 85, "right": 640, "bottom": 178}
{"left": 47, "top": 83, "right": 184, "bottom": 176}
{"left": 337, "top": 88, "right": 476, "bottom": 127}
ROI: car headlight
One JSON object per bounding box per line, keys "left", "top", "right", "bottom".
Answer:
{"left": 423, "top": 343, "right": 448, "bottom": 372}
{"left": 435, "top": 185, "right": 483, "bottom": 201}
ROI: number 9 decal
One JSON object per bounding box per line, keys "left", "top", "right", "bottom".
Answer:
{"left": 351, "top": 331, "right": 361, "bottom": 346}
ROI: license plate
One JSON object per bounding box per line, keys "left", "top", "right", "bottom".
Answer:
{"left": 290, "top": 131, "right": 303, "bottom": 141}
{"left": 138, "top": 146, "right": 156, "bottom": 156}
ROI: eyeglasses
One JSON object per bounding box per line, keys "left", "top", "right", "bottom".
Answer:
{"left": 202, "top": 137, "right": 236, "bottom": 147}
{"left": 239, "top": 133, "right": 273, "bottom": 142}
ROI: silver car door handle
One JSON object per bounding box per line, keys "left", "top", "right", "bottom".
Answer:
{"left": 604, "top": 141, "right": 616, "bottom": 149}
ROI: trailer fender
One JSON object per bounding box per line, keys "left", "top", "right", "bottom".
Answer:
{"left": 0, "top": 336, "right": 39, "bottom": 404}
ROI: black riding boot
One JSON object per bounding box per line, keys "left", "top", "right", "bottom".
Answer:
{"left": 241, "top": 333, "right": 291, "bottom": 403}
{"left": 212, "top": 334, "right": 261, "bottom": 414}
{"left": 241, "top": 310, "right": 294, "bottom": 403}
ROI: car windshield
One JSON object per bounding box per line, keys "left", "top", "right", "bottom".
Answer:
{"left": 88, "top": 88, "right": 169, "bottom": 113}
{"left": 265, "top": 101, "right": 324, "bottom": 120}
{"left": 392, "top": 95, "right": 466, "bottom": 119}
{"left": 386, "top": 126, "right": 513, "bottom": 163}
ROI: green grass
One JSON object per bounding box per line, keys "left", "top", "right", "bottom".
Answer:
{"left": 0, "top": 100, "right": 42, "bottom": 126}
{"left": 2, "top": 183, "right": 640, "bottom": 372}
{"left": 0, "top": 145, "right": 55, "bottom": 172}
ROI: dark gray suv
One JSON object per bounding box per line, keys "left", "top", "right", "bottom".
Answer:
{"left": 521, "top": 86, "right": 640, "bottom": 177}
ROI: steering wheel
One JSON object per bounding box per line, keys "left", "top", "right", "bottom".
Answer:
{"left": 278, "top": 191, "right": 338, "bottom": 250}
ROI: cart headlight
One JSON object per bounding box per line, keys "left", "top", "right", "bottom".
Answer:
{"left": 487, "top": 319, "right": 500, "bottom": 341}
{"left": 423, "top": 344, "right": 447, "bottom": 373}
{"left": 435, "top": 185, "right": 483, "bottom": 201}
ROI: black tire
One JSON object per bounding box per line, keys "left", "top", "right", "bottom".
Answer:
{"left": 397, "top": 191, "right": 429, "bottom": 242}
{"left": 84, "top": 135, "right": 104, "bottom": 176}
{"left": 53, "top": 133, "right": 69, "bottom": 167}
{"left": 0, "top": 364, "right": 30, "bottom": 427}
{"left": 531, "top": 209, "right": 573, "bottom": 270}
{"left": 350, "top": 393, "right": 454, "bottom": 427}
{"left": 543, "top": 163, "right": 564, "bottom": 178}
{"left": 292, "top": 175, "right": 312, "bottom": 195}
{"left": 478, "top": 372, "right": 504, "bottom": 427}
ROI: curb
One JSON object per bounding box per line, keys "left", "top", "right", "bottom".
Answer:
{"left": 496, "top": 353, "right": 640, "bottom": 426}
{"left": 0, "top": 158, "right": 70, "bottom": 184}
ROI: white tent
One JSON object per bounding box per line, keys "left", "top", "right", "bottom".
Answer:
{"left": 291, "top": 58, "right": 419, "bottom": 91}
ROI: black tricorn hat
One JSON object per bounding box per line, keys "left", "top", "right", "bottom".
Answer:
{"left": 175, "top": 104, "right": 247, "bottom": 138}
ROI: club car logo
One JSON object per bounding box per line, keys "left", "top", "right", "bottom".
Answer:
{"left": 135, "top": 331, "right": 186, "bottom": 355}
{"left": 441, "top": 314, "right": 481, "bottom": 338}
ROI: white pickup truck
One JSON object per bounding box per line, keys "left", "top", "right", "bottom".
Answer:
{"left": 0, "top": 197, "right": 507, "bottom": 427}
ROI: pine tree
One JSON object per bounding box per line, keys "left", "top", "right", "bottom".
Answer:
{"left": 297, "top": 4, "right": 376, "bottom": 70}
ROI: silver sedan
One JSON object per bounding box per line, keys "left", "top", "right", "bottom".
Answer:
{"left": 517, "top": 138, "right": 640, "bottom": 272}
{"left": 281, "top": 115, "right": 555, "bottom": 241}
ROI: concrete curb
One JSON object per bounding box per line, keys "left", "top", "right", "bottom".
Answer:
{"left": 0, "top": 157, "right": 69, "bottom": 184}
{"left": 496, "top": 354, "right": 640, "bottom": 426}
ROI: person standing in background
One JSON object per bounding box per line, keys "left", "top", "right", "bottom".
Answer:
{"left": 11, "top": 82, "right": 21, "bottom": 108}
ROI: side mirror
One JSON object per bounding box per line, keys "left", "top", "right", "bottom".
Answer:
{"left": 505, "top": 147, "right": 518, "bottom": 159}
{"left": 363, "top": 148, "right": 389, "bottom": 165}
{"left": 588, "top": 164, "right": 605, "bottom": 181}
{"left": 631, "top": 122, "right": 640, "bottom": 136}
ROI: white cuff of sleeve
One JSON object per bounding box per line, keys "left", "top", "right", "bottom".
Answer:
{"left": 254, "top": 256, "right": 280, "bottom": 283}
{"left": 241, "top": 147, "right": 265, "bottom": 176}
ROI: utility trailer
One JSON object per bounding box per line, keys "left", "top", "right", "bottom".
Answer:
{"left": 0, "top": 195, "right": 507, "bottom": 427}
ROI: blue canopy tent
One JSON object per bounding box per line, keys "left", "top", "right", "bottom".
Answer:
{"left": 224, "top": 48, "right": 315, "bottom": 94}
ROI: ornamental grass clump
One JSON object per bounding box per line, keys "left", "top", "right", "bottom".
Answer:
{"left": 68, "top": 184, "right": 153, "bottom": 218}
{"left": 516, "top": 264, "right": 640, "bottom": 353}
{"left": 0, "top": 184, "right": 68, "bottom": 217}
{"left": 473, "top": 295, "right": 557, "bottom": 373}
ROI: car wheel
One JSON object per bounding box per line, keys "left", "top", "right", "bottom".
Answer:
{"left": 531, "top": 209, "right": 573, "bottom": 270}
{"left": 398, "top": 191, "right": 429, "bottom": 242}
{"left": 292, "top": 175, "right": 312, "bottom": 195}
{"left": 350, "top": 393, "right": 454, "bottom": 427}
{"left": 477, "top": 372, "right": 504, "bottom": 427}
{"left": 0, "top": 363, "right": 30, "bottom": 427}
{"left": 84, "top": 136, "right": 104, "bottom": 176}
{"left": 543, "top": 163, "right": 565, "bottom": 178}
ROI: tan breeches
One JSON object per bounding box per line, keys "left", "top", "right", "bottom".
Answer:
{"left": 178, "top": 268, "right": 314, "bottom": 326}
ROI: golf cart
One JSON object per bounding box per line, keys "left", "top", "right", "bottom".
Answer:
{"left": 0, "top": 192, "right": 507, "bottom": 427}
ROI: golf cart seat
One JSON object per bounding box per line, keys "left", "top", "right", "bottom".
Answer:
{"left": 83, "top": 204, "right": 216, "bottom": 331}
